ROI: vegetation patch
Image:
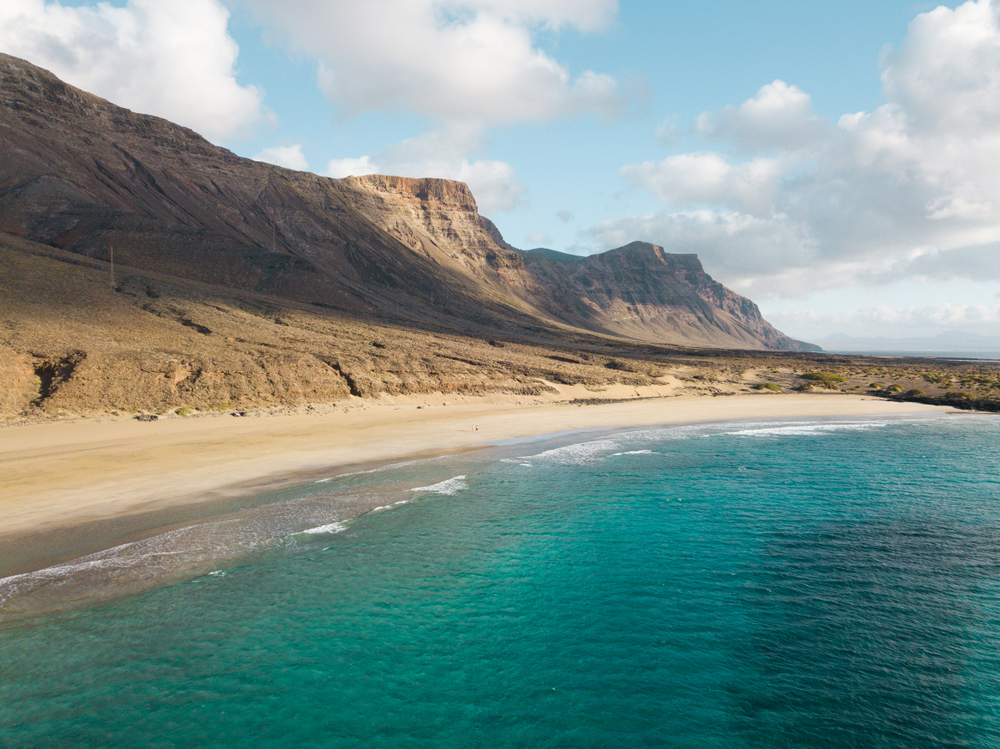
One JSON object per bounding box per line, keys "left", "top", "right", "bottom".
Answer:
{"left": 800, "top": 372, "right": 848, "bottom": 387}
{"left": 752, "top": 382, "right": 781, "bottom": 391}
{"left": 945, "top": 391, "right": 974, "bottom": 400}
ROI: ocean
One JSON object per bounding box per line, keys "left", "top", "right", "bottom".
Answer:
{"left": 2, "top": 414, "right": 1000, "bottom": 748}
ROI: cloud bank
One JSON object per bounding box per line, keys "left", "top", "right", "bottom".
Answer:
{"left": 246, "top": 0, "right": 623, "bottom": 216}
{"left": 243, "top": 0, "right": 621, "bottom": 125}
{"left": 601, "top": 0, "right": 1000, "bottom": 299}
{"left": 0, "top": 0, "right": 264, "bottom": 142}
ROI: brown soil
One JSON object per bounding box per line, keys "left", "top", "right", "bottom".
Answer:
{"left": 3, "top": 233, "right": 998, "bottom": 423}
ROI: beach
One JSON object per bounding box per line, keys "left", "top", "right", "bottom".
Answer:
{"left": 3, "top": 399, "right": 997, "bottom": 745}
{"left": 0, "top": 389, "right": 951, "bottom": 577}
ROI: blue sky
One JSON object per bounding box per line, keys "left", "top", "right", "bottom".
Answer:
{"left": 3, "top": 0, "right": 999, "bottom": 343}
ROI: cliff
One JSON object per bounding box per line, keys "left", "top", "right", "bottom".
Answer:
{"left": 0, "top": 53, "right": 814, "bottom": 352}
{"left": 519, "top": 243, "right": 805, "bottom": 349}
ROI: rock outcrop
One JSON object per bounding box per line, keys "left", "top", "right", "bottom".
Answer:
{"left": 341, "top": 175, "right": 511, "bottom": 256}
{"left": 0, "top": 53, "right": 815, "bottom": 351}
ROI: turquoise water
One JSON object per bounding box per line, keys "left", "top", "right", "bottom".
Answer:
{"left": 3, "top": 415, "right": 1000, "bottom": 747}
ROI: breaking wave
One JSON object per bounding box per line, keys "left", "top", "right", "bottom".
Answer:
{"left": 410, "top": 476, "right": 468, "bottom": 496}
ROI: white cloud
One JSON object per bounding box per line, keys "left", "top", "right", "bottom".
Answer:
{"left": 882, "top": 0, "right": 1000, "bottom": 136}
{"left": 694, "top": 80, "right": 828, "bottom": 152}
{"left": 326, "top": 156, "right": 379, "bottom": 179}
{"left": 607, "top": 0, "right": 1000, "bottom": 301}
{"left": 253, "top": 144, "right": 309, "bottom": 171}
{"left": 241, "top": 0, "right": 622, "bottom": 125}
{"left": 620, "top": 152, "right": 789, "bottom": 216}
{"left": 0, "top": 0, "right": 264, "bottom": 141}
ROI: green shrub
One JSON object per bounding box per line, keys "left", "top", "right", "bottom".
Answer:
{"left": 904, "top": 389, "right": 926, "bottom": 398}
{"left": 868, "top": 382, "right": 882, "bottom": 389}
{"left": 801, "top": 372, "right": 848, "bottom": 387}
{"left": 208, "top": 402, "right": 231, "bottom": 411}
{"left": 886, "top": 384, "right": 903, "bottom": 393}
{"left": 176, "top": 406, "right": 194, "bottom": 416}
{"left": 752, "top": 382, "right": 781, "bottom": 392}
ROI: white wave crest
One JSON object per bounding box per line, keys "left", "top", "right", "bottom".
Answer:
{"left": 410, "top": 476, "right": 468, "bottom": 496}
{"left": 370, "top": 499, "right": 411, "bottom": 513}
{"left": 720, "top": 420, "right": 889, "bottom": 438}
{"left": 528, "top": 439, "right": 621, "bottom": 465}
{"left": 300, "top": 521, "right": 348, "bottom": 535}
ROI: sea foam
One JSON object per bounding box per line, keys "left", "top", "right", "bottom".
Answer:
{"left": 410, "top": 476, "right": 468, "bottom": 496}
{"left": 718, "top": 420, "right": 889, "bottom": 438}
{"left": 300, "top": 522, "right": 349, "bottom": 535}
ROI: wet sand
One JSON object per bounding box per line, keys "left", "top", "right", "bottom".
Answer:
{"left": 0, "top": 392, "right": 950, "bottom": 577}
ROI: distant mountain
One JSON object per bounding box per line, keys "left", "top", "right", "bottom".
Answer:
{"left": 0, "top": 53, "right": 815, "bottom": 352}
{"left": 525, "top": 248, "right": 582, "bottom": 263}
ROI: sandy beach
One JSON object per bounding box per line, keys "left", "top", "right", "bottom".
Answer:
{"left": 0, "top": 388, "right": 953, "bottom": 578}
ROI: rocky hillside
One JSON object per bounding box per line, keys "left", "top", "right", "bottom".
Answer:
{"left": 0, "top": 233, "right": 826, "bottom": 419}
{"left": 0, "top": 53, "right": 814, "bottom": 352}
{"left": 518, "top": 244, "right": 801, "bottom": 349}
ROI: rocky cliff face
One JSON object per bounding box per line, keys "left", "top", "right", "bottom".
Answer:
{"left": 518, "top": 243, "right": 804, "bottom": 349}
{"left": 341, "top": 174, "right": 510, "bottom": 255}
{"left": 335, "top": 173, "right": 811, "bottom": 349}
{"left": 0, "top": 54, "right": 814, "bottom": 351}
{"left": 338, "top": 174, "right": 545, "bottom": 298}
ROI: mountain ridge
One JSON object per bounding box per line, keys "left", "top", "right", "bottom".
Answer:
{"left": 0, "top": 52, "right": 815, "bottom": 352}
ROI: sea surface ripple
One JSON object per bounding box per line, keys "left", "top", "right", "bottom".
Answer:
{"left": 2, "top": 415, "right": 999, "bottom": 747}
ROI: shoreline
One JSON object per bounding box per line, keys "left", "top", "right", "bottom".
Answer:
{"left": 0, "top": 387, "right": 949, "bottom": 578}
{"left": 0, "top": 391, "right": 954, "bottom": 579}
{"left": 0, "top": 392, "right": 967, "bottom": 626}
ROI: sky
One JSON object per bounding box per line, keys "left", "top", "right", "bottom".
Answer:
{"left": 2, "top": 0, "right": 999, "bottom": 344}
